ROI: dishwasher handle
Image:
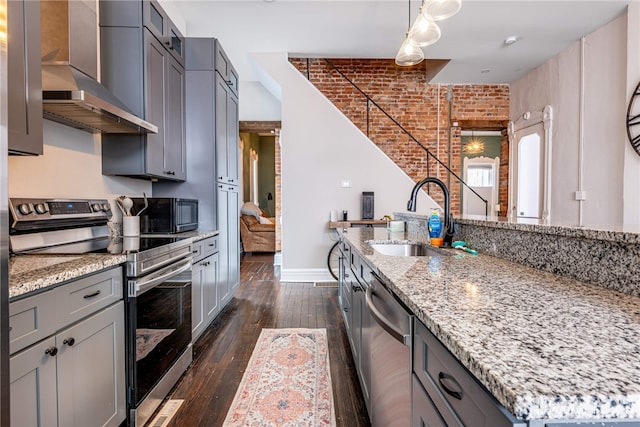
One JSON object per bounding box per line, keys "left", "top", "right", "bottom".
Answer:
{"left": 366, "top": 284, "right": 410, "bottom": 346}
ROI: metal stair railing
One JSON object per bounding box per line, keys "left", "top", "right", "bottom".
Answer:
{"left": 304, "top": 58, "right": 489, "bottom": 217}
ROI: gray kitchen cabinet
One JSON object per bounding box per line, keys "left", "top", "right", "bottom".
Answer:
{"left": 214, "top": 42, "right": 239, "bottom": 97}
{"left": 218, "top": 184, "right": 240, "bottom": 305}
{"left": 339, "top": 241, "right": 353, "bottom": 338}
{"left": 9, "top": 267, "right": 126, "bottom": 427}
{"left": 154, "top": 37, "right": 240, "bottom": 310}
{"left": 215, "top": 58, "right": 240, "bottom": 185}
{"left": 10, "top": 337, "right": 57, "bottom": 427}
{"left": 7, "top": 0, "right": 43, "bottom": 155}
{"left": 153, "top": 38, "right": 218, "bottom": 229}
{"left": 413, "top": 319, "right": 525, "bottom": 427}
{"left": 412, "top": 374, "right": 448, "bottom": 427}
{"left": 192, "top": 236, "right": 220, "bottom": 341}
{"left": 100, "top": 0, "right": 186, "bottom": 181}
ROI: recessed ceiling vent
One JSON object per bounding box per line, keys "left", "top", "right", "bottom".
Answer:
{"left": 40, "top": 0, "right": 157, "bottom": 135}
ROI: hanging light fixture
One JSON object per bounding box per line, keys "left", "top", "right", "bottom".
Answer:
{"left": 426, "top": 0, "right": 462, "bottom": 21}
{"left": 395, "top": 0, "right": 424, "bottom": 66}
{"left": 408, "top": 4, "right": 441, "bottom": 47}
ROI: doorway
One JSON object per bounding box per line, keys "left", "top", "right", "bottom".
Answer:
{"left": 460, "top": 130, "right": 502, "bottom": 217}
{"left": 239, "top": 121, "right": 281, "bottom": 251}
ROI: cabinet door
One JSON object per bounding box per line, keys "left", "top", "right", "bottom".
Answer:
{"left": 10, "top": 337, "right": 58, "bottom": 427}
{"left": 228, "top": 187, "right": 240, "bottom": 293}
{"left": 215, "top": 74, "right": 239, "bottom": 184}
{"left": 144, "top": 30, "right": 168, "bottom": 178}
{"left": 57, "top": 302, "right": 126, "bottom": 427}
{"left": 204, "top": 252, "right": 220, "bottom": 320}
{"left": 166, "top": 54, "right": 186, "bottom": 180}
{"left": 412, "top": 375, "right": 448, "bottom": 427}
{"left": 215, "top": 74, "right": 230, "bottom": 182}
{"left": 227, "top": 90, "right": 240, "bottom": 184}
{"left": 191, "top": 260, "right": 206, "bottom": 340}
{"left": 217, "top": 185, "right": 239, "bottom": 306}
{"left": 217, "top": 184, "right": 231, "bottom": 306}
{"left": 8, "top": 0, "right": 43, "bottom": 155}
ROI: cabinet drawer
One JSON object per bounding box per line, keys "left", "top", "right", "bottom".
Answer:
{"left": 192, "top": 240, "right": 204, "bottom": 261}
{"left": 413, "top": 320, "right": 523, "bottom": 427}
{"left": 9, "top": 291, "right": 57, "bottom": 355}
{"left": 56, "top": 268, "right": 123, "bottom": 328}
{"left": 202, "top": 236, "right": 219, "bottom": 257}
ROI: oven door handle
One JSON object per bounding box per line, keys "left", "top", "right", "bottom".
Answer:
{"left": 128, "top": 258, "right": 192, "bottom": 297}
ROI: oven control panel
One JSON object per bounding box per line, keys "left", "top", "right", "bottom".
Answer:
{"left": 9, "top": 197, "right": 112, "bottom": 225}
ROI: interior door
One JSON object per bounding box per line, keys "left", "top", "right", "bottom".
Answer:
{"left": 513, "top": 123, "right": 544, "bottom": 219}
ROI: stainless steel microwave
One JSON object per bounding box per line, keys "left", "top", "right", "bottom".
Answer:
{"left": 131, "top": 198, "right": 198, "bottom": 234}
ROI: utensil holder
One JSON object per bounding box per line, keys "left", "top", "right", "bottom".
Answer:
{"left": 122, "top": 216, "right": 140, "bottom": 236}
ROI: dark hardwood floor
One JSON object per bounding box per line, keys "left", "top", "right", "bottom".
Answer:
{"left": 164, "top": 252, "right": 370, "bottom": 426}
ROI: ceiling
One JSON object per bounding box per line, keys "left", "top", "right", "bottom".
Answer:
{"left": 173, "top": 0, "right": 632, "bottom": 84}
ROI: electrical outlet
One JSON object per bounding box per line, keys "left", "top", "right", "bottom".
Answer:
{"left": 340, "top": 180, "right": 352, "bottom": 188}
{"left": 575, "top": 191, "right": 587, "bottom": 201}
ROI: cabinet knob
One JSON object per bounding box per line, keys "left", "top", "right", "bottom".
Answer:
{"left": 45, "top": 347, "right": 58, "bottom": 357}
{"left": 63, "top": 337, "right": 75, "bottom": 347}
{"left": 343, "top": 307, "right": 348, "bottom": 313}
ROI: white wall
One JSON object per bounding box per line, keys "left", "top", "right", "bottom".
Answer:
{"left": 8, "top": 120, "right": 152, "bottom": 222}
{"left": 510, "top": 13, "right": 632, "bottom": 227}
{"left": 251, "top": 53, "right": 434, "bottom": 282}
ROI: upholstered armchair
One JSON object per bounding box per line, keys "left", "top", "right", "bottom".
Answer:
{"left": 239, "top": 202, "right": 276, "bottom": 253}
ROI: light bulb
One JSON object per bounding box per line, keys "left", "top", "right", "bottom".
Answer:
{"left": 395, "top": 36, "right": 424, "bottom": 66}
{"left": 408, "top": 9, "right": 441, "bottom": 47}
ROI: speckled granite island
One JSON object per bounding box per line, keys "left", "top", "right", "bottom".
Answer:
{"left": 339, "top": 226, "right": 640, "bottom": 425}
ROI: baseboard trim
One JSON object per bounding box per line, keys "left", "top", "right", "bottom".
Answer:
{"left": 273, "top": 251, "right": 282, "bottom": 266}
{"left": 280, "top": 268, "right": 334, "bottom": 283}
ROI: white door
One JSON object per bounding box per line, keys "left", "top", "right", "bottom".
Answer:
{"left": 463, "top": 156, "right": 499, "bottom": 217}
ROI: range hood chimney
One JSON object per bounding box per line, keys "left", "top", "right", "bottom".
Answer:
{"left": 40, "top": 0, "right": 157, "bottom": 134}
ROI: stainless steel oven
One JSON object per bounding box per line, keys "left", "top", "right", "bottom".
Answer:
{"left": 122, "top": 237, "right": 193, "bottom": 427}
{"left": 9, "top": 198, "right": 195, "bottom": 427}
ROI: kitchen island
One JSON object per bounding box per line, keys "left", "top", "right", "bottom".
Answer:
{"left": 340, "top": 226, "right": 640, "bottom": 424}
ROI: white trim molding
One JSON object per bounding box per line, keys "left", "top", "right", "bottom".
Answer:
{"left": 508, "top": 105, "right": 554, "bottom": 223}
{"left": 280, "top": 268, "right": 334, "bottom": 283}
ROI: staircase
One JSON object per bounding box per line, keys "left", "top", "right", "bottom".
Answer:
{"left": 290, "top": 58, "right": 489, "bottom": 217}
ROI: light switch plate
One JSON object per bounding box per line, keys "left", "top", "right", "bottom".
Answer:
{"left": 340, "top": 180, "right": 352, "bottom": 188}
{"left": 575, "top": 191, "right": 587, "bottom": 201}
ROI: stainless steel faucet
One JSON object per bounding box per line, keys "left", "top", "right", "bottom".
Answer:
{"left": 407, "top": 177, "right": 455, "bottom": 246}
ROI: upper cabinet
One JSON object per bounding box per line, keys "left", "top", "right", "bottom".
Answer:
{"left": 214, "top": 42, "right": 239, "bottom": 184}
{"left": 99, "top": 0, "right": 186, "bottom": 181}
{"left": 8, "top": 0, "right": 43, "bottom": 155}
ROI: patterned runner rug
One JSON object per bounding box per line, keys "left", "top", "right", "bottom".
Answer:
{"left": 223, "top": 328, "right": 336, "bottom": 426}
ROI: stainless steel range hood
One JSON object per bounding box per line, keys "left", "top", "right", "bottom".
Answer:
{"left": 40, "top": 0, "right": 157, "bottom": 135}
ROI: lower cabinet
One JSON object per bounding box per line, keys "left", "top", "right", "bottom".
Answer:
{"left": 217, "top": 184, "right": 240, "bottom": 305}
{"left": 412, "top": 374, "right": 448, "bottom": 427}
{"left": 192, "top": 236, "right": 221, "bottom": 341}
{"left": 9, "top": 268, "right": 126, "bottom": 427}
{"left": 413, "top": 319, "right": 525, "bottom": 427}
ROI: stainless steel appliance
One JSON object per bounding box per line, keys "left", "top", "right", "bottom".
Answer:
{"left": 131, "top": 197, "right": 198, "bottom": 234}
{"left": 8, "top": 197, "right": 194, "bottom": 427}
{"left": 366, "top": 272, "right": 412, "bottom": 426}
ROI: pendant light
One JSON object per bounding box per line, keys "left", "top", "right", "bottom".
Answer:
{"left": 426, "top": 0, "right": 462, "bottom": 21}
{"left": 396, "top": 0, "right": 424, "bottom": 66}
{"left": 408, "top": 4, "right": 441, "bottom": 47}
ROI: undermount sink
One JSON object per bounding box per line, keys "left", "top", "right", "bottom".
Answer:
{"left": 369, "top": 242, "right": 451, "bottom": 257}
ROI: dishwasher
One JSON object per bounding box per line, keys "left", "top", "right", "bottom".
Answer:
{"left": 366, "top": 272, "right": 412, "bottom": 426}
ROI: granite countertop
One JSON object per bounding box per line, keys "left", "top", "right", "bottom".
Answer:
{"left": 9, "top": 254, "right": 127, "bottom": 300}
{"left": 340, "top": 227, "right": 640, "bottom": 422}
{"left": 9, "top": 229, "right": 218, "bottom": 301}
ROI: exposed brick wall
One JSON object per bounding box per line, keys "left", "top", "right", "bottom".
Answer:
{"left": 275, "top": 131, "right": 282, "bottom": 251}
{"left": 499, "top": 129, "right": 510, "bottom": 218}
{"left": 290, "top": 58, "right": 510, "bottom": 216}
